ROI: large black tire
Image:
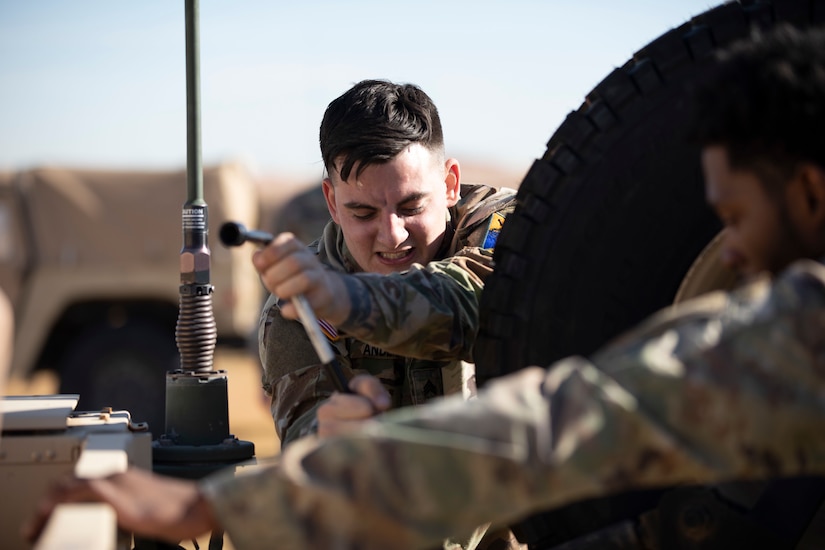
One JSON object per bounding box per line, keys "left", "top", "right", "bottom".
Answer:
{"left": 476, "top": 0, "right": 822, "bottom": 385}
{"left": 474, "top": 1, "right": 825, "bottom": 548}
{"left": 58, "top": 320, "right": 179, "bottom": 436}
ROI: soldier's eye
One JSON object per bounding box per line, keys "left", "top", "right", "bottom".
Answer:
{"left": 400, "top": 206, "right": 424, "bottom": 216}
{"left": 353, "top": 211, "right": 375, "bottom": 220}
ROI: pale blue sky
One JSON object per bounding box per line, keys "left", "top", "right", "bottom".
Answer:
{"left": 0, "top": 1, "right": 716, "bottom": 182}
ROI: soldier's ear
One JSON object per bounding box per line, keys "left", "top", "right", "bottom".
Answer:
{"left": 445, "top": 159, "right": 460, "bottom": 207}
{"left": 322, "top": 178, "right": 340, "bottom": 224}
{"left": 794, "top": 163, "right": 825, "bottom": 228}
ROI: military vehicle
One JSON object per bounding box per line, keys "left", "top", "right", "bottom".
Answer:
{"left": 0, "top": 162, "right": 263, "bottom": 433}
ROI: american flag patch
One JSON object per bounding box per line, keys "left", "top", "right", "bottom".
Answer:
{"left": 277, "top": 297, "right": 340, "bottom": 342}
{"left": 318, "top": 318, "right": 339, "bottom": 341}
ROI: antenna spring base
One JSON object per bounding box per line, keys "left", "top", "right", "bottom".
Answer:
{"left": 176, "top": 284, "right": 217, "bottom": 371}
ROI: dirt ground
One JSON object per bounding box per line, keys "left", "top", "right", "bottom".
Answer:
{"left": 5, "top": 348, "right": 279, "bottom": 550}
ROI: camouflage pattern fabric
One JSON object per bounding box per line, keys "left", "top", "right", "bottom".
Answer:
{"left": 205, "top": 257, "right": 825, "bottom": 549}
{"left": 258, "top": 183, "right": 518, "bottom": 446}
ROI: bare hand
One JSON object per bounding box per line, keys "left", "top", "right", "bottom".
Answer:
{"left": 252, "top": 232, "right": 352, "bottom": 325}
{"left": 24, "top": 468, "right": 219, "bottom": 545}
{"left": 317, "top": 374, "right": 392, "bottom": 437}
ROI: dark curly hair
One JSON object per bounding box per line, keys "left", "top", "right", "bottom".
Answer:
{"left": 319, "top": 79, "right": 445, "bottom": 182}
{"left": 689, "top": 24, "right": 825, "bottom": 190}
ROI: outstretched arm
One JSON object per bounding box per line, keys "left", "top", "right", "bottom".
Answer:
{"left": 25, "top": 469, "right": 218, "bottom": 545}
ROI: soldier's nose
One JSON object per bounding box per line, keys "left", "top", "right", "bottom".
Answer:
{"left": 378, "top": 214, "right": 408, "bottom": 248}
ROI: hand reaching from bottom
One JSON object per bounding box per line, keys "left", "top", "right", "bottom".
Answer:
{"left": 24, "top": 468, "right": 219, "bottom": 545}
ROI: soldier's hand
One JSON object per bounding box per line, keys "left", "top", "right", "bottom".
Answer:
{"left": 252, "top": 232, "right": 352, "bottom": 325}
{"left": 316, "top": 374, "right": 392, "bottom": 437}
{"left": 24, "top": 468, "right": 219, "bottom": 545}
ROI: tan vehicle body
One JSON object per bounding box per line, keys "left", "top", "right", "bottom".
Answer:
{"left": 0, "top": 162, "right": 263, "bottom": 431}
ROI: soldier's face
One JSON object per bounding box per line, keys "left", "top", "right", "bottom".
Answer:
{"left": 702, "top": 145, "right": 825, "bottom": 278}
{"left": 322, "top": 144, "right": 460, "bottom": 275}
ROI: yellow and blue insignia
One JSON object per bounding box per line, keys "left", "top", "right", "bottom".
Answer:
{"left": 482, "top": 212, "right": 506, "bottom": 250}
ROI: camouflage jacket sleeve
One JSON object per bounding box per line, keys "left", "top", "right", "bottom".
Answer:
{"left": 339, "top": 246, "right": 493, "bottom": 361}
{"left": 202, "top": 258, "right": 825, "bottom": 550}
{"left": 258, "top": 293, "right": 354, "bottom": 445}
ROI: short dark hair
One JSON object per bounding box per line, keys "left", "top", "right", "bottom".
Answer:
{"left": 319, "top": 79, "right": 445, "bottom": 181}
{"left": 689, "top": 24, "right": 825, "bottom": 188}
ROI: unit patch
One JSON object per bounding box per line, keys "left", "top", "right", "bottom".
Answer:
{"left": 482, "top": 212, "right": 506, "bottom": 249}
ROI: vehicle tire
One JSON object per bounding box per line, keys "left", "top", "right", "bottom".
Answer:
{"left": 58, "top": 321, "right": 178, "bottom": 437}
{"left": 473, "top": 1, "right": 824, "bottom": 548}
{"left": 475, "top": 0, "right": 821, "bottom": 385}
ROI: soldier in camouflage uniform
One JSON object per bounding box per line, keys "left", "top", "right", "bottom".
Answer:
{"left": 26, "top": 24, "right": 825, "bottom": 550}
{"left": 256, "top": 79, "right": 517, "bottom": 447}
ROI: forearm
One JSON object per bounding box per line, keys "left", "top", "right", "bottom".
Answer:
{"left": 201, "top": 369, "right": 551, "bottom": 550}
{"left": 339, "top": 249, "right": 490, "bottom": 359}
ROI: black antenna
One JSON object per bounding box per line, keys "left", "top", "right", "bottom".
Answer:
{"left": 175, "top": 0, "right": 216, "bottom": 373}
{"left": 152, "top": 7, "right": 254, "bottom": 550}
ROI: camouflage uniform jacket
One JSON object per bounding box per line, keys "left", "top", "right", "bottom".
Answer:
{"left": 205, "top": 257, "right": 825, "bottom": 549}
{"left": 258, "top": 183, "right": 518, "bottom": 445}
